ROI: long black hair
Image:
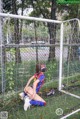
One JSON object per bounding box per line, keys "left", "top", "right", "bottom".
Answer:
{"left": 36, "top": 64, "right": 41, "bottom": 74}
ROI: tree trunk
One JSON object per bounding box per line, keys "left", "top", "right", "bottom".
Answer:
{"left": 12, "top": 0, "right": 21, "bottom": 63}
{"left": 48, "top": 0, "right": 56, "bottom": 61}
{"left": 19, "top": 0, "right": 24, "bottom": 43}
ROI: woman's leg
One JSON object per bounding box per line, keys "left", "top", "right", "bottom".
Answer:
{"left": 24, "top": 86, "right": 46, "bottom": 102}
{"left": 24, "top": 86, "right": 46, "bottom": 109}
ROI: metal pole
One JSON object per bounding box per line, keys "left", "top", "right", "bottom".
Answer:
{"left": 34, "top": 22, "right": 38, "bottom": 63}
{"left": 0, "top": 0, "right": 5, "bottom": 93}
{"left": 60, "top": 108, "right": 80, "bottom": 119}
{"left": 59, "top": 22, "right": 64, "bottom": 91}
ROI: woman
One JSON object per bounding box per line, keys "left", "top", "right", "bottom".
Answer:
{"left": 19, "top": 64, "right": 46, "bottom": 111}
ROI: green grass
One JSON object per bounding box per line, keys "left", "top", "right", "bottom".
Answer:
{"left": 0, "top": 92, "right": 80, "bottom": 119}
{"left": 0, "top": 78, "right": 80, "bottom": 119}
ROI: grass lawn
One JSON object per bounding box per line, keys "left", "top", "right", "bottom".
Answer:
{"left": 0, "top": 79, "right": 80, "bottom": 119}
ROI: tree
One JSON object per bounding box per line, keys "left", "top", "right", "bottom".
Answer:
{"left": 3, "top": 0, "right": 12, "bottom": 12}
{"left": 3, "top": 0, "right": 58, "bottom": 62}
{"left": 3, "top": 0, "right": 80, "bottom": 62}
{"left": 9, "top": 0, "right": 21, "bottom": 63}
{"left": 3, "top": 0, "right": 25, "bottom": 63}
{"left": 57, "top": 4, "right": 80, "bottom": 61}
{"left": 57, "top": 4, "right": 80, "bottom": 19}
{"left": 28, "top": 0, "right": 57, "bottom": 61}
{"left": 48, "top": 0, "right": 56, "bottom": 61}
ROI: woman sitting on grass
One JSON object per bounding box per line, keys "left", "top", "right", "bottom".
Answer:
{"left": 19, "top": 64, "right": 46, "bottom": 111}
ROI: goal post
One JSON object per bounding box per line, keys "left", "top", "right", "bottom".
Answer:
{"left": 59, "top": 22, "right": 64, "bottom": 91}
{"left": 59, "top": 18, "right": 80, "bottom": 98}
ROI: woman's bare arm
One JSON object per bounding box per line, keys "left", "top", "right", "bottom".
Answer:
{"left": 31, "top": 79, "right": 40, "bottom": 99}
{"left": 24, "top": 76, "right": 34, "bottom": 92}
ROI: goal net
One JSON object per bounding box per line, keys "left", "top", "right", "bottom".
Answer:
{"left": 59, "top": 19, "right": 80, "bottom": 98}
{"left": 59, "top": 19, "right": 80, "bottom": 119}
{"left": 0, "top": 13, "right": 80, "bottom": 119}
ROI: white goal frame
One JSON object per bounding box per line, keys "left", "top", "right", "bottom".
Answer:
{"left": 59, "top": 18, "right": 80, "bottom": 99}
{"left": 59, "top": 18, "right": 80, "bottom": 119}
{"left": 0, "top": 13, "right": 80, "bottom": 119}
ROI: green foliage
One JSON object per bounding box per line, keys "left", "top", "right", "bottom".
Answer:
{"left": 45, "top": 60, "right": 58, "bottom": 81}
{"left": 29, "top": 0, "right": 50, "bottom": 18}
{"left": 63, "top": 60, "right": 80, "bottom": 76}
{"left": 6, "top": 62, "right": 15, "bottom": 90}
{"left": 57, "top": 4, "right": 80, "bottom": 20}
{"left": 6, "top": 49, "right": 15, "bottom": 91}
{"left": 23, "top": 21, "right": 48, "bottom": 39}
{"left": 0, "top": 76, "right": 80, "bottom": 119}
{"left": 3, "top": 0, "right": 12, "bottom": 12}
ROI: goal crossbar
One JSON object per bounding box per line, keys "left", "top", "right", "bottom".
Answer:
{"left": 0, "top": 13, "right": 61, "bottom": 23}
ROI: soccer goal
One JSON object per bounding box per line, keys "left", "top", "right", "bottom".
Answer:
{"left": 59, "top": 18, "right": 80, "bottom": 98}
{"left": 59, "top": 18, "right": 80, "bottom": 119}
{"left": 0, "top": 13, "right": 80, "bottom": 119}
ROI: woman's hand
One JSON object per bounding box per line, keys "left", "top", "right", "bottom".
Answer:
{"left": 24, "top": 86, "right": 30, "bottom": 94}
{"left": 31, "top": 91, "right": 36, "bottom": 99}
